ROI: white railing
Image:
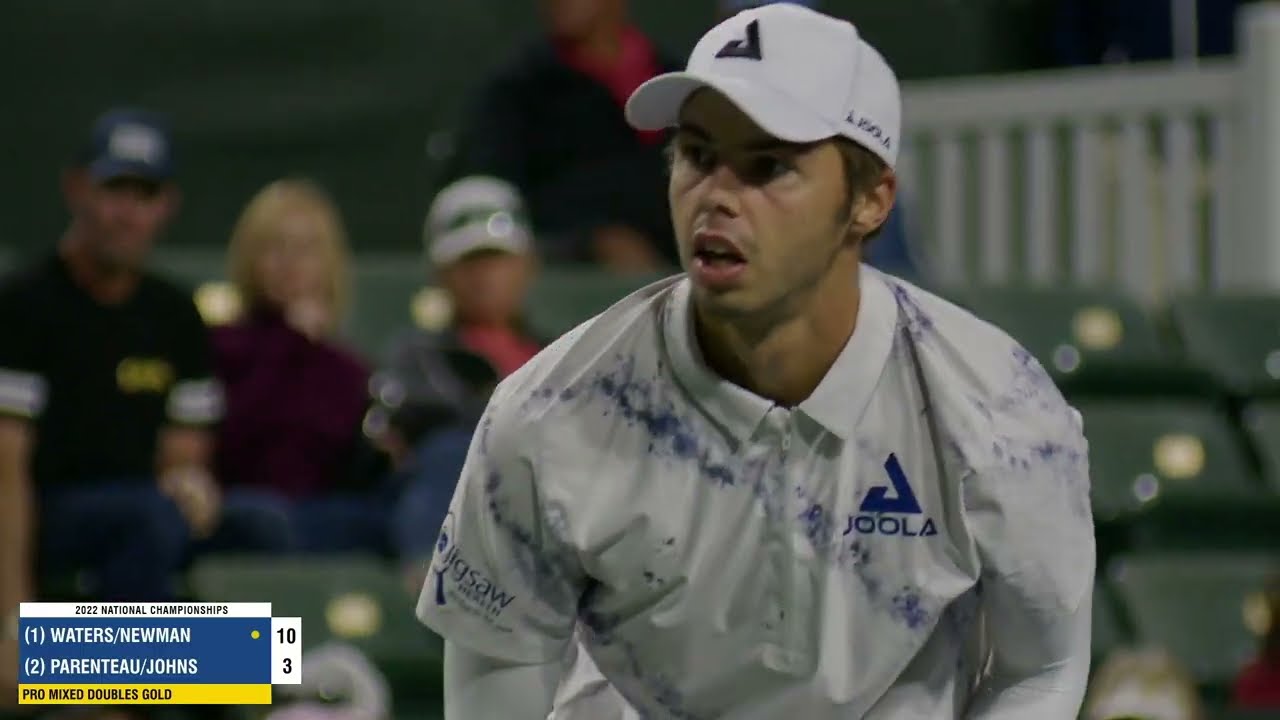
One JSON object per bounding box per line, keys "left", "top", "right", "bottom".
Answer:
{"left": 897, "top": 3, "right": 1280, "bottom": 301}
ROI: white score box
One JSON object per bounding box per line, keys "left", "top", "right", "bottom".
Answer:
{"left": 271, "top": 616, "right": 303, "bottom": 685}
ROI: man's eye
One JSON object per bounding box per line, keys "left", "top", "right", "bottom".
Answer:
{"left": 743, "top": 155, "right": 792, "bottom": 184}
{"left": 680, "top": 143, "right": 715, "bottom": 171}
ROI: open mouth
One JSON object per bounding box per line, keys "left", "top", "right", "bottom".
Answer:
{"left": 692, "top": 234, "right": 746, "bottom": 268}
{"left": 690, "top": 232, "right": 748, "bottom": 287}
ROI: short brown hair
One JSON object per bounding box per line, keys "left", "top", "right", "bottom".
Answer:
{"left": 834, "top": 138, "right": 889, "bottom": 243}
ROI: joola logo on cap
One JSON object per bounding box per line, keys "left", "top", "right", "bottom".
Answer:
{"left": 845, "top": 111, "right": 893, "bottom": 150}
{"left": 716, "top": 19, "right": 763, "bottom": 60}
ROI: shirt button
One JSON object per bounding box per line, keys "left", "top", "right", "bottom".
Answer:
{"left": 781, "top": 434, "right": 791, "bottom": 451}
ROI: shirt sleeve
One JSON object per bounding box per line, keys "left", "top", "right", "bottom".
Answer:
{"left": 963, "top": 404, "right": 1096, "bottom": 718}
{"left": 0, "top": 282, "right": 48, "bottom": 420}
{"left": 416, "top": 382, "right": 584, "bottom": 664}
{"left": 164, "top": 295, "right": 223, "bottom": 427}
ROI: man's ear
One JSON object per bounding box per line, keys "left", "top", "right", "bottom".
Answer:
{"left": 851, "top": 169, "right": 897, "bottom": 238}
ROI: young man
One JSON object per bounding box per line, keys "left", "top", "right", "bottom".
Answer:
{"left": 418, "top": 5, "right": 1094, "bottom": 719}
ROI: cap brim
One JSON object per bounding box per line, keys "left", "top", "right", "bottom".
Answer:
{"left": 429, "top": 226, "right": 531, "bottom": 266}
{"left": 626, "top": 72, "right": 836, "bottom": 143}
{"left": 89, "top": 158, "right": 169, "bottom": 184}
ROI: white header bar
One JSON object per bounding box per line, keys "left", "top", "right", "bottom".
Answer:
{"left": 20, "top": 602, "right": 272, "bottom": 619}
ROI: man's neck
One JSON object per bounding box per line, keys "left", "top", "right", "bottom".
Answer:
{"left": 696, "top": 256, "right": 862, "bottom": 407}
{"left": 59, "top": 230, "right": 139, "bottom": 306}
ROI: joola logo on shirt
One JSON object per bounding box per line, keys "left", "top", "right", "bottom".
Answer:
{"left": 432, "top": 512, "right": 517, "bottom": 620}
{"left": 844, "top": 454, "right": 938, "bottom": 537}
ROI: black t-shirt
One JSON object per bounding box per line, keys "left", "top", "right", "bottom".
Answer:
{"left": 0, "top": 254, "right": 221, "bottom": 487}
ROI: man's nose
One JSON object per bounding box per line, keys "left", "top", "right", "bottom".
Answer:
{"left": 700, "top": 162, "right": 745, "bottom": 218}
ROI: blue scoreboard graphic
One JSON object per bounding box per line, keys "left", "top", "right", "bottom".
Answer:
{"left": 17, "top": 602, "right": 302, "bottom": 705}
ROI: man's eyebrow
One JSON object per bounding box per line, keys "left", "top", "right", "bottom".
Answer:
{"left": 675, "top": 123, "right": 711, "bottom": 140}
{"left": 674, "top": 123, "right": 817, "bottom": 153}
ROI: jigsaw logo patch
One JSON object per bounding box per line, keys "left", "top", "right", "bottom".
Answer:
{"left": 431, "top": 511, "right": 518, "bottom": 621}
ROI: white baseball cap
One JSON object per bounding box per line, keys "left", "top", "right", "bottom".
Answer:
{"left": 424, "top": 176, "right": 533, "bottom": 266}
{"left": 625, "top": 4, "right": 900, "bottom": 169}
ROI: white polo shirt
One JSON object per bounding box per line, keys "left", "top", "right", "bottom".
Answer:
{"left": 418, "top": 266, "right": 1095, "bottom": 719}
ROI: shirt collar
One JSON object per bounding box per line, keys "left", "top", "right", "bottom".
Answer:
{"left": 663, "top": 265, "right": 899, "bottom": 443}
{"left": 796, "top": 266, "right": 898, "bottom": 440}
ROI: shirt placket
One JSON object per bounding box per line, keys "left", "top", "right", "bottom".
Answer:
{"left": 762, "top": 407, "right": 809, "bottom": 673}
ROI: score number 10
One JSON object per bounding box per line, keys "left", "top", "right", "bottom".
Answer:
{"left": 270, "top": 617, "right": 303, "bottom": 685}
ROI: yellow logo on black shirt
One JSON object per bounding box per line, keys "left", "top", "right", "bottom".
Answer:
{"left": 116, "top": 358, "right": 175, "bottom": 394}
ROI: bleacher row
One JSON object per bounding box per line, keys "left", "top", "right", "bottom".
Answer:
{"left": 10, "top": 248, "right": 1279, "bottom": 718}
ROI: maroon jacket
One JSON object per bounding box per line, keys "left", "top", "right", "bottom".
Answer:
{"left": 212, "top": 309, "right": 369, "bottom": 499}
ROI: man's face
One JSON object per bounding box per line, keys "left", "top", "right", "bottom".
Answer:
{"left": 441, "top": 250, "right": 533, "bottom": 326}
{"left": 669, "top": 90, "right": 856, "bottom": 320}
{"left": 540, "top": 0, "right": 620, "bottom": 40}
{"left": 67, "top": 174, "right": 176, "bottom": 272}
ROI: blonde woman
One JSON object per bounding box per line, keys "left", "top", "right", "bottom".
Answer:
{"left": 209, "top": 179, "right": 383, "bottom": 554}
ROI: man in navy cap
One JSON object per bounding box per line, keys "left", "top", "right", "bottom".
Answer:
{"left": 0, "top": 107, "right": 223, "bottom": 664}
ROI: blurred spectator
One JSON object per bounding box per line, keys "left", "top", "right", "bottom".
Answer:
{"left": 0, "top": 108, "right": 222, "bottom": 613}
{"left": 208, "top": 179, "right": 382, "bottom": 554}
{"left": 1233, "top": 575, "right": 1280, "bottom": 708}
{"left": 409, "top": 176, "right": 543, "bottom": 378}
{"left": 1083, "top": 647, "right": 1205, "bottom": 720}
{"left": 1052, "top": 0, "right": 1237, "bottom": 66}
{"left": 380, "top": 176, "right": 542, "bottom": 586}
{"left": 442, "top": 0, "right": 680, "bottom": 272}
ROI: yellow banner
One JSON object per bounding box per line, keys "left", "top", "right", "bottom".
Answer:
{"left": 18, "top": 684, "right": 272, "bottom": 705}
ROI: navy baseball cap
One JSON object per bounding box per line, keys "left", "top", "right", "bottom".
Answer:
{"left": 80, "top": 108, "right": 175, "bottom": 183}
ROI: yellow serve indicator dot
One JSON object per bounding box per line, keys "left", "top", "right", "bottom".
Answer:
{"left": 251, "top": 630, "right": 260, "bottom": 639}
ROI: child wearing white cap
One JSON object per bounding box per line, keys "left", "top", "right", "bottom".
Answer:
{"left": 418, "top": 5, "right": 1094, "bottom": 719}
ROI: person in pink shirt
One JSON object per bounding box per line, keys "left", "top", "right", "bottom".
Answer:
{"left": 378, "top": 176, "right": 543, "bottom": 586}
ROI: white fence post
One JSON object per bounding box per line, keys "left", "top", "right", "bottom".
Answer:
{"left": 1232, "top": 4, "right": 1280, "bottom": 292}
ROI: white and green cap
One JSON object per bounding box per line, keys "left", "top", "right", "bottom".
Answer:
{"left": 424, "top": 176, "right": 533, "bottom": 266}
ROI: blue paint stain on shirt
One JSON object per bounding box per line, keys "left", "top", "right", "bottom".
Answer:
{"left": 799, "top": 503, "right": 829, "bottom": 546}
{"left": 888, "top": 282, "right": 936, "bottom": 338}
{"left": 890, "top": 586, "right": 931, "bottom": 630}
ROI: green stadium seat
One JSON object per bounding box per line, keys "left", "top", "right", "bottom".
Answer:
{"left": 1169, "top": 294, "right": 1280, "bottom": 399}
{"left": 526, "top": 267, "right": 671, "bottom": 341}
{"left": 344, "top": 255, "right": 431, "bottom": 360}
{"left": 1242, "top": 401, "right": 1280, "bottom": 493}
{"left": 1107, "top": 552, "right": 1278, "bottom": 691}
{"left": 1077, "top": 399, "right": 1279, "bottom": 551}
{"left": 957, "top": 286, "right": 1214, "bottom": 398}
{"left": 188, "top": 554, "right": 443, "bottom": 709}
{"left": 150, "top": 248, "right": 228, "bottom": 290}
{"left": 1092, "top": 583, "right": 1128, "bottom": 663}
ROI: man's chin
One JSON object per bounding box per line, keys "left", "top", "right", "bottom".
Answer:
{"left": 92, "top": 250, "right": 147, "bottom": 275}
{"left": 690, "top": 284, "right": 760, "bottom": 319}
